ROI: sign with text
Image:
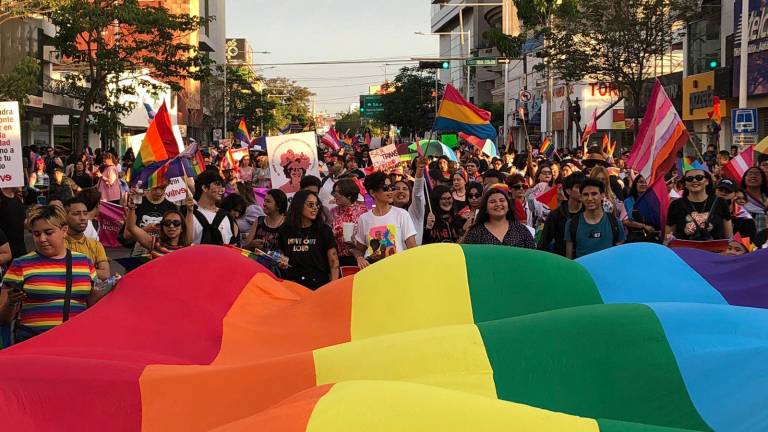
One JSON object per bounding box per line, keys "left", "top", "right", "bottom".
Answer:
{"left": 369, "top": 144, "right": 400, "bottom": 172}
{"left": 164, "top": 177, "right": 188, "bottom": 203}
{"left": 0, "top": 101, "right": 23, "bottom": 188}
{"left": 359, "top": 95, "right": 384, "bottom": 119}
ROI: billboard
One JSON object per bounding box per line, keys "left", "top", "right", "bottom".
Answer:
{"left": 733, "top": 0, "right": 768, "bottom": 97}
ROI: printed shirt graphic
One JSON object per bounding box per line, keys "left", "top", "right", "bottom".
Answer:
{"left": 366, "top": 224, "right": 399, "bottom": 260}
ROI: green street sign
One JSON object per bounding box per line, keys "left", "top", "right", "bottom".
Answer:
{"left": 466, "top": 57, "right": 499, "bottom": 66}
{"left": 359, "top": 95, "right": 384, "bottom": 119}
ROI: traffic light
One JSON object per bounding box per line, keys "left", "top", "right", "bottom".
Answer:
{"left": 419, "top": 61, "right": 450, "bottom": 70}
{"left": 571, "top": 99, "right": 582, "bottom": 124}
{"left": 359, "top": 96, "right": 365, "bottom": 113}
{"left": 708, "top": 59, "right": 719, "bottom": 69}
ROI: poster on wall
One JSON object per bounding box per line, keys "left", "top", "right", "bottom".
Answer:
{"left": 0, "top": 101, "right": 23, "bottom": 188}
{"left": 265, "top": 132, "right": 320, "bottom": 197}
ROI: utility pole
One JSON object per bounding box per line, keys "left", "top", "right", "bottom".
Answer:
{"left": 738, "top": 0, "right": 750, "bottom": 109}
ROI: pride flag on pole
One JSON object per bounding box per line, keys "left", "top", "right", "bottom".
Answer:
{"left": 722, "top": 145, "right": 754, "bottom": 183}
{"left": 540, "top": 137, "right": 555, "bottom": 159}
{"left": 627, "top": 80, "right": 689, "bottom": 183}
{"left": 235, "top": 118, "right": 250, "bottom": 147}
{"left": 132, "top": 102, "right": 179, "bottom": 180}
{"left": 321, "top": 128, "right": 342, "bottom": 151}
{"left": 433, "top": 84, "right": 496, "bottom": 140}
{"left": 459, "top": 132, "right": 498, "bottom": 157}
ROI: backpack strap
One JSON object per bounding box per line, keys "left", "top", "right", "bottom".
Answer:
{"left": 607, "top": 213, "right": 620, "bottom": 245}
{"left": 62, "top": 250, "right": 73, "bottom": 322}
{"left": 569, "top": 214, "right": 581, "bottom": 248}
{"left": 211, "top": 210, "right": 236, "bottom": 244}
{"left": 193, "top": 209, "right": 212, "bottom": 229}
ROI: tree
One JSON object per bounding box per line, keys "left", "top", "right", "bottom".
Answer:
{"left": 0, "top": 56, "right": 41, "bottom": 115}
{"left": 334, "top": 110, "right": 361, "bottom": 133}
{"left": 480, "top": 102, "right": 504, "bottom": 131}
{"left": 378, "top": 67, "right": 442, "bottom": 137}
{"left": 223, "top": 65, "right": 277, "bottom": 136}
{"left": 0, "top": 0, "right": 61, "bottom": 25}
{"left": 51, "top": 0, "right": 212, "bottom": 152}
{"left": 264, "top": 77, "right": 314, "bottom": 132}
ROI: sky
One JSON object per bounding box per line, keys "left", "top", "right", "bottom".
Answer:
{"left": 226, "top": 0, "right": 438, "bottom": 115}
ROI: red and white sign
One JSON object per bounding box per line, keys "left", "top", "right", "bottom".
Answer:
{"left": 369, "top": 144, "right": 400, "bottom": 172}
{"left": 164, "top": 177, "right": 188, "bottom": 203}
{"left": 0, "top": 101, "right": 23, "bottom": 188}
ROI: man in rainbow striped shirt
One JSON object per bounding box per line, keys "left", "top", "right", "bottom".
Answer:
{"left": 0, "top": 205, "right": 105, "bottom": 344}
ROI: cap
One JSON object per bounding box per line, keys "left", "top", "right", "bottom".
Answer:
{"left": 716, "top": 178, "right": 737, "bottom": 193}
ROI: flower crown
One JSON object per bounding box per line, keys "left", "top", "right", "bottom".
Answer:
{"left": 280, "top": 150, "right": 310, "bottom": 170}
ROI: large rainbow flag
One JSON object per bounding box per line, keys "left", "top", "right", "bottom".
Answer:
{"left": 1, "top": 244, "right": 767, "bottom": 431}
{"left": 132, "top": 102, "right": 180, "bottom": 175}
{"left": 235, "top": 118, "right": 250, "bottom": 147}
{"left": 627, "top": 80, "right": 689, "bottom": 183}
{"left": 434, "top": 84, "right": 496, "bottom": 140}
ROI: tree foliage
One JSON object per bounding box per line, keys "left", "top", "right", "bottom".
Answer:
{"left": 378, "top": 67, "right": 442, "bottom": 137}
{"left": 334, "top": 110, "right": 361, "bottom": 133}
{"left": 51, "top": 0, "right": 212, "bottom": 152}
{"left": 0, "top": 0, "right": 61, "bottom": 25}
{"left": 264, "top": 77, "right": 315, "bottom": 132}
{"left": 0, "top": 56, "right": 41, "bottom": 115}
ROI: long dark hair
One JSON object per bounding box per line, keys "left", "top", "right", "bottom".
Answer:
{"left": 629, "top": 175, "right": 646, "bottom": 200}
{"left": 472, "top": 188, "right": 517, "bottom": 229}
{"left": 740, "top": 167, "right": 768, "bottom": 197}
{"left": 285, "top": 190, "right": 326, "bottom": 230}
{"left": 430, "top": 185, "right": 456, "bottom": 218}
{"left": 160, "top": 210, "right": 189, "bottom": 247}
{"left": 266, "top": 189, "right": 288, "bottom": 214}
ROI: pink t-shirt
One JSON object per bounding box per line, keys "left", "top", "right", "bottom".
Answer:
{"left": 97, "top": 165, "right": 121, "bottom": 202}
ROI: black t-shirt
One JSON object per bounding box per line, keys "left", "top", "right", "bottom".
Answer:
{"left": 135, "top": 199, "right": 178, "bottom": 229}
{"left": 0, "top": 192, "right": 27, "bottom": 258}
{"left": 72, "top": 173, "right": 94, "bottom": 189}
{"left": 667, "top": 196, "right": 731, "bottom": 240}
{"left": 278, "top": 223, "right": 337, "bottom": 281}
{"left": 252, "top": 216, "right": 282, "bottom": 252}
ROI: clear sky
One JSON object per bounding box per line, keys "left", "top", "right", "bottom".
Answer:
{"left": 226, "top": 0, "right": 438, "bottom": 114}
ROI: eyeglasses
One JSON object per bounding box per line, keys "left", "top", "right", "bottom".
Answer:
{"left": 685, "top": 175, "right": 706, "bottom": 183}
{"left": 468, "top": 193, "right": 482, "bottom": 199}
{"left": 305, "top": 202, "right": 320, "bottom": 209}
{"left": 381, "top": 185, "right": 395, "bottom": 192}
{"left": 162, "top": 220, "right": 182, "bottom": 228}
{"left": 510, "top": 184, "right": 526, "bottom": 190}
{"left": 439, "top": 196, "right": 453, "bottom": 202}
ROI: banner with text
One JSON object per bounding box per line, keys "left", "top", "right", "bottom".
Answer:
{"left": 369, "top": 144, "right": 400, "bottom": 172}
{"left": 164, "top": 177, "right": 188, "bottom": 203}
{"left": 0, "top": 101, "right": 23, "bottom": 188}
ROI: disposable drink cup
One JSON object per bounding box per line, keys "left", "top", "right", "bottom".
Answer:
{"left": 342, "top": 223, "right": 355, "bottom": 242}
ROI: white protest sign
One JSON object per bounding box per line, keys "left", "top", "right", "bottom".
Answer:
{"left": 369, "top": 144, "right": 400, "bottom": 172}
{"left": 164, "top": 177, "right": 188, "bottom": 203}
{"left": 0, "top": 101, "right": 23, "bottom": 188}
{"left": 266, "top": 132, "right": 319, "bottom": 198}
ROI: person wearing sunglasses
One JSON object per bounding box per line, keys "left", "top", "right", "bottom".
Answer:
{"left": 277, "top": 190, "right": 338, "bottom": 290}
{"left": 506, "top": 174, "right": 549, "bottom": 231}
{"left": 126, "top": 194, "right": 194, "bottom": 259}
{"left": 666, "top": 169, "right": 732, "bottom": 243}
{"left": 352, "top": 171, "right": 417, "bottom": 268}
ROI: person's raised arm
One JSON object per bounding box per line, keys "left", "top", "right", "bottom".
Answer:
{"left": 125, "top": 194, "right": 155, "bottom": 251}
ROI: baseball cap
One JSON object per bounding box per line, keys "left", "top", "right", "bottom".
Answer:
{"left": 716, "top": 178, "right": 737, "bottom": 193}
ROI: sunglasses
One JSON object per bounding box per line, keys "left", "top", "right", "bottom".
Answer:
{"left": 510, "top": 184, "right": 526, "bottom": 190}
{"left": 380, "top": 185, "right": 395, "bottom": 192}
{"left": 685, "top": 175, "right": 706, "bottom": 183}
{"left": 305, "top": 202, "right": 320, "bottom": 209}
{"left": 468, "top": 193, "right": 482, "bottom": 199}
{"left": 162, "top": 220, "right": 182, "bottom": 228}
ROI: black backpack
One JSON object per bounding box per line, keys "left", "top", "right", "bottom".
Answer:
{"left": 193, "top": 209, "right": 234, "bottom": 245}
{"left": 569, "top": 213, "right": 620, "bottom": 248}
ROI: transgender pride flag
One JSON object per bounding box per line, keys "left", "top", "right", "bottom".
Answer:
{"left": 627, "top": 80, "right": 689, "bottom": 184}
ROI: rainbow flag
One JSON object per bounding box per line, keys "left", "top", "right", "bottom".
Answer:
{"left": 540, "top": 137, "right": 555, "bottom": 158}
{"left": 433, "top": 84, "right": 496, "bottom": 140}
{"left": 235, "top": 118, "right": 250, "bottom": 147}
{"left": 1, "top": 244, "right": 768, "bottom": 430}
{"left": 627, "top": 80, "right": 688, "bottom": 183}
{"left": 132, "top": 102, "right": 179, "bottom": 175}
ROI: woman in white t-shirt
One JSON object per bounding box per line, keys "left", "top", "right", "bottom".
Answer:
{"left": 353, "top": 171, "right": 417, "bottom": 269}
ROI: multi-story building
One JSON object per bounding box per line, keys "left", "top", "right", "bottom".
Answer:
{"left": 430, "top": 0, "right": 514, "bottom": 105}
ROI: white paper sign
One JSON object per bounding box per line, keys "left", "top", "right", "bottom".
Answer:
{"left": 369, "top": 144, "right": 400, "bottom": 172}
{"left": 265, "top": 132, "right": 320, "bottom": 197}
{"left": 0, "top": 101, "right": 23, "bottom": 188}
{"left": 164, "top": 177, "right": 188, "bottom": 203}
